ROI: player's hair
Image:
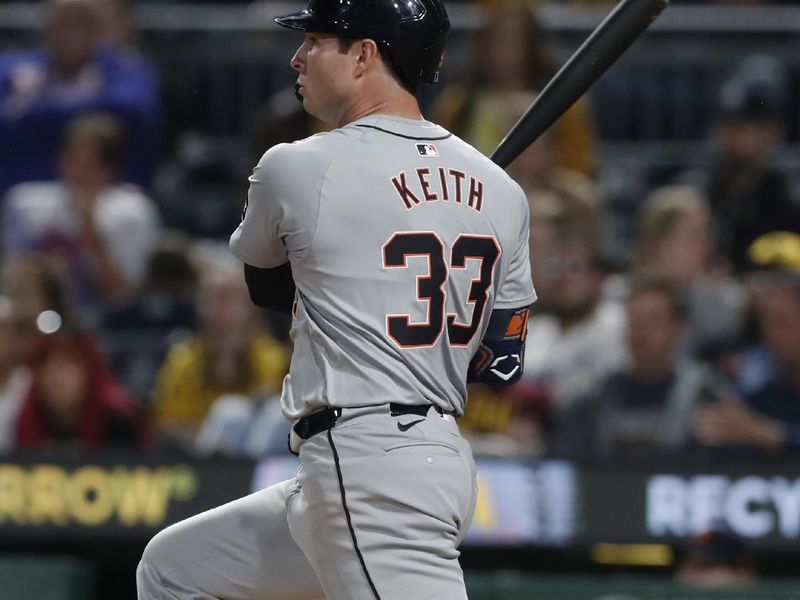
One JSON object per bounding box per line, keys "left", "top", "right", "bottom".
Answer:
{"left": 61, "top": 113, "right": 127, "bottom": 169}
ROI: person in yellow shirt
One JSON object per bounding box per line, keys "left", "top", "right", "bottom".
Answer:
{"left": 433, "top": 0, "right": 598, "bottom": 176}
{"left": 152, "top": 247, "right": 289, "bottom": 451}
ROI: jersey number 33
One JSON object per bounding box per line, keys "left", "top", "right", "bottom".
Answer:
{"left": 382, "top": 231, "right": 499, "bottom": 349}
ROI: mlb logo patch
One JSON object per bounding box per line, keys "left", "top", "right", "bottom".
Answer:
{"left": 416, "top": 143, "right": 439, "bottom": 157}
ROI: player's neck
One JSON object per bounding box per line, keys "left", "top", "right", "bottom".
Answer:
{"left": 336, "top": 87, "right": 423, "bottom": 128}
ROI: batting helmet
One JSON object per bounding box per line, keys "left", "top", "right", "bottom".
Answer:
{"left": 275, "top": 0, "right": 450, "bottom": 92}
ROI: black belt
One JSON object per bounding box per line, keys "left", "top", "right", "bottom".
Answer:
{"left": 293, "top": 403, "right": 440, "bottom": 441}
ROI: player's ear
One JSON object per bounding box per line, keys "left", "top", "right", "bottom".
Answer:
{"left": 353, "top": 39, "right": 380, "bottom": 77}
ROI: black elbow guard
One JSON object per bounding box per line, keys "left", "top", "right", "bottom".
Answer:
{"left": 244, "top": 262, "right": 295, "bottom": 314}
{"left": 468, "top": 306, "right": 529, "bottom": 387}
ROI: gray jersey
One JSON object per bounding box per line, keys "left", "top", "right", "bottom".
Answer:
{"left": 230, "top": 114, "right": 535, "bottom": 420}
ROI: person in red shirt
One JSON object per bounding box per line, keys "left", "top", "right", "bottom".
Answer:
{"left": 15, "top": 327, "right": 150, "bottom": 451}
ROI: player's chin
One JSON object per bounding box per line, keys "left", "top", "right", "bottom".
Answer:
{"left": 298, "top": 95, "right": 322, "bottom": 120}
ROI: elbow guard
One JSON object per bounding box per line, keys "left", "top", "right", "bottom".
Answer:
{"left": 244, "top": 262, "right": 296, "bottom": 314}
{"left": 468, "top": 306, "right": 529, "bottom": 387}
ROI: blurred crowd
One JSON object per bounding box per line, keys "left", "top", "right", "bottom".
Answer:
{"left": 446, "top": 2, "right": 800, "bottom": 462}
{"left": 0, "top": 0, "right": 798, "bottom": 464}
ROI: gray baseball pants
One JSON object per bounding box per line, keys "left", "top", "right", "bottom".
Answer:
{"left": 137, "top": 405, "right": 478, "bottom": 599}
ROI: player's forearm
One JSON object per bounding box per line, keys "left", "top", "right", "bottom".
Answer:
{"left": 468, "top": 306, "right": 530, "bottom": 387}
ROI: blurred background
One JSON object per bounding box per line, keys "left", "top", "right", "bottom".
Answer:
{"left": 1, "top": 0, "right": 800, "bottom": 598}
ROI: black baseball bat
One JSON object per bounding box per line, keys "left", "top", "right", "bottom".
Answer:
{"left": 490, "top": 0, "right": 669, "bottom": 169}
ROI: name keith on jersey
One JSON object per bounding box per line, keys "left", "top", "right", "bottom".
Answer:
{"left": 390, "top": 167, "right": 484, "bottom": 213}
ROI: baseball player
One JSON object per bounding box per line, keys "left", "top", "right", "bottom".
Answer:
{"left": 136, "top": 1, "right": 535, "bottom": 598}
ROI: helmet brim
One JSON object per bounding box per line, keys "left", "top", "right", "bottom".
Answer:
{"left": 275, "top": 10, "right": 355, "bottom": 36}
{"left": 274, "top": 10, "right": 315, "bottom": 32}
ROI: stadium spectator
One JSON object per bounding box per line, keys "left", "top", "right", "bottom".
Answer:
{"left": 693, "top": 232, "right": 800, "bottom": 453}
{"left": 681, "top": 55, "right": 799, "bottom": 272}
{"left": 150, "top": 244, "right": 289, "bottom": 452}
{"left": 2, "top": 113, "right": 161, "bottom": 324}
{"left": 98, "top": 0, "right": 142, "bottom": 52}
{"left": 503, "top": 91, "right": 599, "bottom": 209}
{"left": 103, "top": 230, "right": 197, "bottom": 332}
{"left": 0, "top": 297, "right": 31, "bottom": 454}
{"left": 14, "top": 327, "right": 149, "bottom": 452}
{"left": 0, "top": 0, "right": 161, "bottom": 194}
{"left": 193, "top": 392, "right": 289, "bottom": 458}
{"left": 633, "top": 185, "right": 747, "bottom": 359}
{"left": 549, "top": 274, "right": 729, "bottom": 458}
{"left": 1, "top": 255, "right": 79, "bottom": 362}
{"left": 432, "top": 0, "right": 598, "bottom": 176}
{"left": 458, "top": 380, "right": 551, "bottom": 458}
{"left": 522, "top": 189, "right": 626, "bottom": 414}
{"left": 102, "top": 230, "right": 198, "bottom": 404}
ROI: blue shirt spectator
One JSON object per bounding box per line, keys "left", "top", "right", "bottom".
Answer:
{"left": 0, "top": 0, "right": 161, "bottom": 195}
{"left": 742, "top": 352, "right": 800, "bottom": 447}
{"left": 694, "top": 232, "right": 800, "bottom": 452}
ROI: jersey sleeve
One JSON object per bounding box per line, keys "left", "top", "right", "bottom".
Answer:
{"left": 229, "top": 142, "right": 324, "bottom": 268}
{"left": 494, "top": 184, "right": 536, "bottom": 310}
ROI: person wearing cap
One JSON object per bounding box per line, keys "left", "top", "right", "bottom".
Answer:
{"left": 693, "top": 231, "right": 800, "bottom": 452}
{"left": 700, "top": 55, "right": 800, "bottom": 272}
